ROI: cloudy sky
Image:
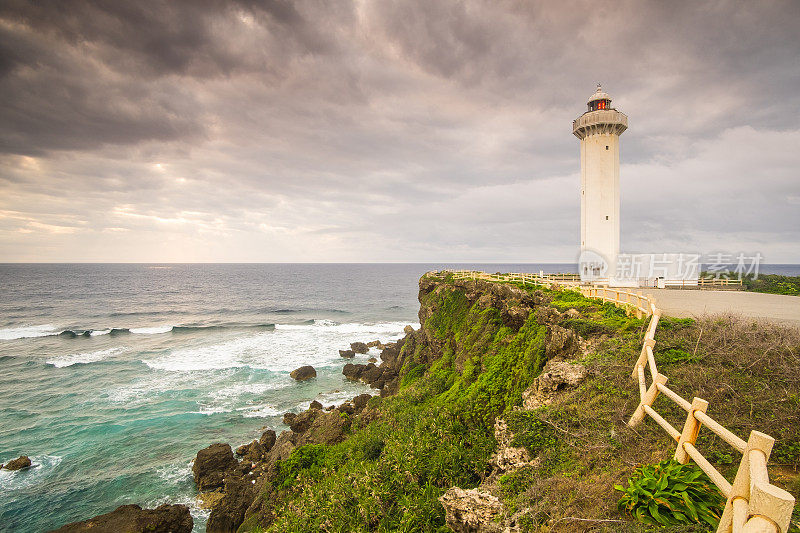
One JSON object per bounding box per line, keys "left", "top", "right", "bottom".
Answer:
{"left": 1, "top": 0, "right": 798, "bottom": 263}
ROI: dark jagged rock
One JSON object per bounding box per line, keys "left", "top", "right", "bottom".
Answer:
{"left": 192, "top": 443, "right": 238, "bottom": 491}
{"left": 295, "top": 409, "right": 350, "bottom": 446}
{"left": 379, "top": 342, "right": 400, "bottom": 367}
{"left": 338, "top": 349, "right": 355, "bottom": 358}
{"left": 242, "top": 440, "right": 266, "bottom": 463}
{"left": 343, "top": 362, "right": 366, "bottom": 381}
{"left": 404, "top": 325, "right": 415, "bottom": 335}
{"left": 50, "top": 504, "right": 192, "bottom": 533}
{"left": 360, "top": 363, "right": 383, "bottom": 384}
{"left": 289, "top": 365, "right": 316, "bottom": 381}
{"left": 371, "top": 369, "right": 397, "bottom": 391}
{"left": 259, "top": 429, "right": 276, "bottom": 451}
{"left": 367, "top": 357, "right": 377, "bottom": 363}
{"left": 350, "top": 342, "right": 369, "bottom": 354}
{"left": 310, "top": 400, "right": 323, "bottom": 410}
{"left": 380, "top": 376, "right": 401, "bottom": 397}
{"left": 366, "top": 340, "right": 384, "bottom": 349}
{"left": 284, "top": 409, "right": 318, "bottom": 433}
{"left": 352, "top": 393, "right": 372, "bottom": 411}
{"left": 338, "top": 401, "right": 355, "bottom": 415}
{"left": 2, "top": 455, "right": 31, "bottom": 471}
{"left": 235, "top": 443, "right": 250, "bottom": 456}
{"left": 206, "top": 476, "right": 256, "bottom": 533}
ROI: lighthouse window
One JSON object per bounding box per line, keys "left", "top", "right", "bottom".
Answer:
{"left": 606, "top": 146, "right": 609, "bottom": 150}
{"left": 605, "top": 216, "right": 609, "bottom": 220}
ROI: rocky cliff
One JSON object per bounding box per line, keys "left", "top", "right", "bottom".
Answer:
{"left": 188, "top": 273, "right": 800, "bottom": 532}
{"left": 189, "top": 273, "right": 597, "bottom": 532}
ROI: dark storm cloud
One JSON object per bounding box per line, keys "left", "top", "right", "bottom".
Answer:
{"left": 0, "top": 1, "right": 798, "bottom": 262}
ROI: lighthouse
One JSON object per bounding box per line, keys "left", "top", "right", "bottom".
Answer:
{"left": 573, "top": 84, "right": 628, "bottom": 284}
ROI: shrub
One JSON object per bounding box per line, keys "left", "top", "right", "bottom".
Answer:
{"left": 274, "top": 444, "right": 328, "bottom": 490}
{"left": 615, "top": 460, "right": 725, "bottom": 528}
{"left": 361, "top": 437, "right": 385, "bottom": 461}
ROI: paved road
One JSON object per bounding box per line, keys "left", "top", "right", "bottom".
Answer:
{"left": 639, "top": 289, "right": 800, "bottom": 326}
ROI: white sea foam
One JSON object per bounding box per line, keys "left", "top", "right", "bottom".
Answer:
{"left": 46, "top": 347, "right": 126, "bottom": 368}
{"left": 130, "top": 325, "right": 173, "bottom": 335}
{"left": 89, "top": 329, "right": 112, "bottom": 336}
{"left": 156, "top": 462, "right": 192, "bottom": 485}
{"left": 239, "top": 403, "right": 281, "bottom": 418}
{"left": 0, "top": 455, "right": 62, "bottom": 490}
{"left": 209, "top": 381, "right": 291, "bottom": 401}
{"left": 0, "top": 324, "right": 60, "bottom": 340}
{"left": 144, "top": 489, "right": 211, "bottom": 529}
{"left": 313, "top": 388, "right": 373, "bottom": 408}
{"left": 144, "top": 321, "right": 414, "bottom": 373}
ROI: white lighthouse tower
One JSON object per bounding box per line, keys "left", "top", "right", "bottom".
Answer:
{"left": 573, "top": 84, "right": 628, "bottom": 284}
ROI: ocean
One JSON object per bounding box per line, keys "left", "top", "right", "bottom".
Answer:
{"left": 0, "top": 262, "right": 796, "bottom": 532}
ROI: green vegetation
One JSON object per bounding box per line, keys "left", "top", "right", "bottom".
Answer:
{"left": 700, "top": 272, "right": 800, "bottom": 296}
{"left": 241, "top": 275, "right": 800, "bottom": 532}
{"left": 742, "top": 274, "right": 800, "bottom": 296}
{"left": 615, "top": 460, "right": 725, "bottom": 528}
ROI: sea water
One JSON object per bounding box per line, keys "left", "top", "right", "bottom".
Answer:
{"left": 0, "top": 262, "right": 794, "bottom": 532}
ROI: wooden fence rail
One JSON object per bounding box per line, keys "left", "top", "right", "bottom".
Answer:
{"left": 442, "top": 270, "right": 795, "bottom": 533}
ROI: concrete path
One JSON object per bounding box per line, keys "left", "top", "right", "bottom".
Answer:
{"left": 639, "top": 289, "right": 800, "bottom": 326}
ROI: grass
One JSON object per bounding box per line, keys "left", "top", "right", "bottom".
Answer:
{"left": 700, "top": 271, "right": 800, "bottom": 296}
{"left": 240, "top": 275, "right": 800, "bottom": 532}
{"left": 741, "top": 274, "right": 800, "bottom": 296}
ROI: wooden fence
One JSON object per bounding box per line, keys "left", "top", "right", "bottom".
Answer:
{"left": 699, "top": 278, "right": 745, "bottom": 290}
{"left": 443, "top": 270, "right": 795, "bottom": 533}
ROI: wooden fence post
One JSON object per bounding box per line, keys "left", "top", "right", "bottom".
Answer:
{"left": 717, "top": 431, "right": 794, "bottom": 533}
{"left": 629, "top": 373, "right": 668, "bottom": 427}
{"left": 631, "top": 338, "right": 656, "bottom": 379}
{"left": 674, "top": 397, "right": 709, "bottom": 463}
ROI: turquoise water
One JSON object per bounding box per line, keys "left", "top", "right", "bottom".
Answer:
{"left": 0, "top": 263, "right": 434, "bottom": 532}
{"left": 2, "top": 263, "right": 794, "bottom": 532}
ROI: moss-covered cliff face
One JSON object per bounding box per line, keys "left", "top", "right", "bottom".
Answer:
{"left": 225, "top": 273, "right": 800, "bottom": 533}
{"left": 230, "top": 274, "right": 576, "bottom": 532}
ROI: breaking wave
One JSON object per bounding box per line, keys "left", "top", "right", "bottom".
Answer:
{"left": 0, "top": 323, "right": 277, "bottom": 341}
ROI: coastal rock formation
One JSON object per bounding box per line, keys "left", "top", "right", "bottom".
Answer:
{"left": 235, "top": 440, "right": 266, "bottom": 463}
{"left": 350, "top": 341, "right": 369, "bottom": 354}
{"left": 342, "top": 362, "right": 364, "bottom": 381}
{"left": 190, "top": 274, "right": 600, "bottom": 531}
{"left": 289, "top": 365, "right": 316, "bottom": 381}
{"left": 522, "top": 359, "right": 587, "bottom": 409}
{"left": 501, "top": 305, "right": 530, "bottom": 329}
{"left": 259, "top": 429, "right": 276, "bottom": 450}
{"left": 341, "top": 361, "right": 399, "bottom": 394}
{"left": 50, "top": 504, "right": 192, "bottom": 533}
{"left": 438, "top": 487, "right": 504, "bottom": 533}
{"left": 192, "top": 443, "right": 238, "bottom": 491}
{"left": 491, "top": 418, "right": 533, "bottom": 473}
{"left": 195, "top": 396, "right": 375, "bottom": 531}
{"left": 206, "top": 476, "right": 256, "bottom": 533}
{"left": 545, "top": 325, "right": 579, "bottom": 358}
{"left": 2, "top": 455, "right": 31, "bottom": 471}
{"left": 352, "top": 393, "right": 372, "bottom": 410}
{"left": 366, "top": 340, "right": 384, "bottom": 349}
